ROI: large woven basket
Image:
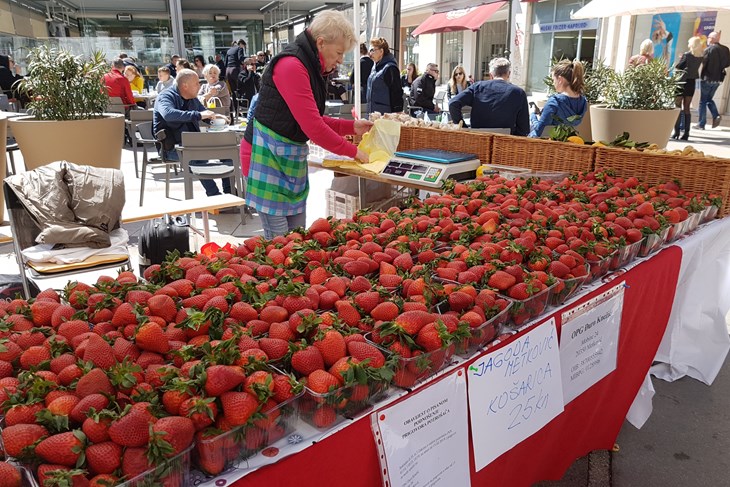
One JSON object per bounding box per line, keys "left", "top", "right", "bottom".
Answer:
{"left": 491, "top": 134, "right": 596, "bottom": 173}
{"left": 398, "top": 126, "right": 492, "bottom": 164}
{"left": 595, "top": 147, "right": 730, "bottom": 216}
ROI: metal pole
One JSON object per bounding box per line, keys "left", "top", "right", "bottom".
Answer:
{"left": 354, "top": 0, "right": 361, "bottom": 117}
{"left": 168, "top": 0, "right": 186, "bottom": 58}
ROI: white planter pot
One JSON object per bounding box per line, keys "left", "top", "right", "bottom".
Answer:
{"left": 590, "top": 105, "right": 680, "bottom": 149}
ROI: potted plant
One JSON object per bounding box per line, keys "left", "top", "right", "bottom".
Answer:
{"left": 542, "top": 60, "right": 614, "bottom": 141}
{"left": 590, "top": 59, "right": 682, "bottom": 149}
{"left": 10, "top": 45, "right": 124, "bottom": 170}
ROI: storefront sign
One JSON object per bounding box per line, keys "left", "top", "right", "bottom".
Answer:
{"left": 372, "top": 370, "right": 471, "bottom": 487}
{"left": 532, "top": 19, "right": 598, "bottom": 34}
{"left": 560, "top": 284, "right": 624, "bottom": 405}
{"left": 694, "top": 11, "right": 717, "bottom": 49}
{"left": 467, "top": 318, "right": 564, "bottom": 471}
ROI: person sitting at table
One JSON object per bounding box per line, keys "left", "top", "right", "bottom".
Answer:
{"left": 449, "top": 57, "right": 529, "bottom": 136}
{"left": 177, "top": 59, "right": 193, "bottom": 72}
{"left": 124, "top": 65, "right": 146, "bottom": 107}
{"left": 529, "top": 59, "right": 587, "bottom": 138}
{"left": 165, "top": 54, "right": 180, "bottom": 78}
{"left": 366, "top": 37, "right": 403, "bottom": 114}
{"left": 446, "top": 65, "right": 471, "bottom": 100}
{"left": 154, "top": 69, "right": 233, "bottom": 197}
{"left": 104, "top": 58, "right": 136, "bottom": 110}
{"left": 198, "top": 64, "right": 231, "bottom": 114}
{"left": 215, "top": 53, "right": 226, "bottom": 73}
{"left": 0, "top": 54, "right": 24, "bottom": 107}
{"left": 327, "top": 70, "right": 348, "bottom": 102}
{"left": 401, "top": 62, "right": 418, "bottom": 89}
{"left": 193, "top": 55, "right": 206, "bottom": 77}
{"left": 255, "top": 51, "right": 267, "bottom": 74}
{"left": 409, "top": 63, "right": 440, "bottom": 117}
{"left": 350, "top": 43, "right": 374, "bottom": 101}
{"left": 156, "top": 66, "right": 173, "bottom": 93}
{"left": 240, "top": 10, "right": 372, "bottom": 239}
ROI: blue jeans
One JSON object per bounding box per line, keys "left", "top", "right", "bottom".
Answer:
{"left": 259, "top": 212, "right": 306, "bottom": 240}
{"left": 698, "top": 80, "right": 721, "bottom": 127}
{"left": 164, "top": 149, "right": 233, "bottom": 196}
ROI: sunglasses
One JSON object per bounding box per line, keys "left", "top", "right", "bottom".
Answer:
{"left": 368, "top": 47, "right": 381, "bottom": 53}
{"left": 456, "top": 72, "right": 464, "bottom": 75}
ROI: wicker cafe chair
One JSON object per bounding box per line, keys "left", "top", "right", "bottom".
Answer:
{"left": 136, "top": 121, "right": 178, "bottom": 206}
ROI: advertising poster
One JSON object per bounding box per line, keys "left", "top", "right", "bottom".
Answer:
{"left": 372, "top": 370, "right": 471, "bottom": 487}
{"left": 651, "top": 13, "right": 681, "bottom": 66}
{"left": 694, "top": 11, "right": 717, "bottom": 49}
{"left": 467, "top": 318, "right": 564, "bottom": 471}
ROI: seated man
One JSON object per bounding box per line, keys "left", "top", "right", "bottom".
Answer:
{"left": 409, "top": 63, "right": 441, "bottom": 117}
{"left": 448, "top": 58, "right": 529, "bottom": 136}
{"left": 103, "top": 58, "right": 136, "bottom": 109}
{"left": 153, "top": 69, "right": 233, "bottom": 197}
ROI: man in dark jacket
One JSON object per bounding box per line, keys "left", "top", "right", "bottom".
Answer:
{"left": 410, "top": 63, "right": 440, "bottom": 116}
{"left": 237, "top": 60, "right": 260, "bottom": 108}
{"left": 449, "top": 58, "right": 529, "bottom": 136}
{"left": 215, "top": 53, "right": 225, "bottom": 73}
{"left": 225, "top": 39, "right": 247, "bottom": 114}
{"left": 165, "top": 54, "right": 180, "bottom": 78}
{"left": 350, "top": 43, "right": 374, "bottom": 101}
{"left": 697, "top": 31, "right": 730, "bottom": 129}
{"left": 153, "top": 69, "right": 232, "bottom": 197}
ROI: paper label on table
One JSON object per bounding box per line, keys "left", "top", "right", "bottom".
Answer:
{"left": 467, "top": 318, "right": 564, "bottom": 471}
{"left": 560, "top": 283, "right": 624, "bottom": 405}
{"left": 372, "top": 370, "right": 470, "bottom": 487}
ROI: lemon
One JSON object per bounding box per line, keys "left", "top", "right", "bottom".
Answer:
{"left": 592, "top": 141, "right": 605, "bottom": 147}
{"left": 567, "top": 135, "right": 585, "bottom": 145}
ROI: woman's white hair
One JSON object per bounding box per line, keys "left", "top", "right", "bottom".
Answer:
{"left": 309, "top": 10, "right": 357, "bottom": 50}
{"left": 202, "top": 64, "right": 220, "bottom": 77}
{"left": 640, "top": 39, "right": 654, "bottom": 57}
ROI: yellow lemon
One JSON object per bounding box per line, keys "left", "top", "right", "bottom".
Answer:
{"left": 567, "top": 135, "right": 584, "bottom": 145}
{"left": 592, "top": 141, "right": 605, "bottom": 147}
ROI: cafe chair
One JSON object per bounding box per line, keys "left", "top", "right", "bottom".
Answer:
{"left": 3, "top": 178, "right": 130, "bottom": 299}
{"left": 136, "top": 121, "right": 177, "bottom": 206}
{"left": 177, "top": 131, "right": 247, "bottom": 225}
{"left": 127, "top": 110, "right": 154, "bottom": 178}
{"left": 6, "top": 123, "right": 18, "bottom": 176}
{"left": 106, "top": 96, "right": 127, "bottom": 115}
{"left": 235, "top": 97, "right": 249, "bottom": 121}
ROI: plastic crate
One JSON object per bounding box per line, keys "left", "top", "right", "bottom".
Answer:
{"left": 638, "top": 227, "right": 670, "bottom": 257}
{"left": 194, "top": 394, "right": 302, "bottom": 476}
{"left": 500, "top": 282, "right": 556, "bottom": 329}
{"left": 454, "top": 302, "right": 513, "bottom": 356}
{"left": 326, "top": 189, "right": 359, "bottom": 220}
{"left": 609, "top": 240, "right": 643, "bottom": 271}
{"left": 702, "top": 205, "right": 719, "bottom": 223}
{"left": 585, "top": 252, "right": 615, "bottom": 283}
{"left": 117, "top": 445, "right": 193, "bottom": 487}
{"left": 550, "top": 268, "right": 589, "bottom": 306}
{"left": 666, "top": 219, "right": 689, "bottom": 243}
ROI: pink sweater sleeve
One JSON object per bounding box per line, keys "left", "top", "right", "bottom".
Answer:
{"left": 273, "top": 57, "right": 357, "bottom": 159}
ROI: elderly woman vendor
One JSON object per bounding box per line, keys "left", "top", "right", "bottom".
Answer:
{"left": 241, "top": 10, "right": 372, "bottom": 239}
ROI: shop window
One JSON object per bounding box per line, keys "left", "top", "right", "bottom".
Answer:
{"left": 478, "top": 20, "right": 508, "bottom": 79}
{"left": 441, "top": 30, "right": 464, "bottom": 85}
{"left": 404, "top": 26, "right": 419, "bottom": 68}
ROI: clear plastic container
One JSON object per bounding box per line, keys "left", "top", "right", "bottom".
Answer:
{"left": 549, "top": 267, "right": 589, "bottom": 306}
{"left": 684, "top": 212, "right": 702, "bottom": 233}
{"left": 702, "top": 205, "right": 719, "bottom": 223}
{"left": 117, "top": 445, "right": 192, "bottom": 487}
{"left": 609, "top": 240, "right": 643, "bottom": 271}
{"left": 453, "top": 302, "right": 513, "bottom": 356}
{"left": 499, "top": 283, "right": 556, "bottom": 329}
{"left": 18, "top": 464, "right": 38, "bottom": 487}
{"left": 585, "top": 252, "right": 615, "bottom": 283}
{"left": 365, "top": 334, "right": 455, "bottom": 389}
{"left": 666, "top": 219, "right": 689, "bottom": 243}
{"left": 638, "top": 227, "right": 670, "bottom": 257}
{"left": 298, "top": 375, "right": 391, "bottom": 429}
{"left": 193, "top": 394, "right": 302, "bottom": 476}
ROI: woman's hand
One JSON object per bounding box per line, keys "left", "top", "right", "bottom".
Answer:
{"left": 353, "top": 119, "right": 373, "bottom": 135}
{"left": 355, "top": 148, "right": 370, "bottom": 163}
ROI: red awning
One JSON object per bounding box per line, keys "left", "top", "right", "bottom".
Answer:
{"left": 411, "top": 2, "right": 507, "bottom": 37}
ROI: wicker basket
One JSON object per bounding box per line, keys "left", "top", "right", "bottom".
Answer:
{"left": 594, "top": 147, "right": 730, "bottom": 216}
{"left": 398, "top": 126, "right": 492, "bottom": 164}
{"left": 490, "top": 134, "right": 596, "bottom": 173}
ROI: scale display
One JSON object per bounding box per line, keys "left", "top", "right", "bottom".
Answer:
{"left": 379, "top": 149, "right": 480, "bottom": 188}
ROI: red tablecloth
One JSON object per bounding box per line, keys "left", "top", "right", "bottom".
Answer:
{"left": 233, "top": 247, "right": 682, "bottom": 487}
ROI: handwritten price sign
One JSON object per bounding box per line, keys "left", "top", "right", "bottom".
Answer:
{"left": 467, "top": 318, "right": 564, "bottom": 471}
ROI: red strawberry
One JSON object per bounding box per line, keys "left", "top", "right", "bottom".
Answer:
{"left": 5, "top": 403, "right": 45, "bottom": 426}
{"left": 82, "top": 334, "right": 116, "bottom": 369}
{"left": 108, "top": 409, "right": 151, "bottom": 447}
{"left": 393, "top": 253, "right": 414, "bottom": 271}
{"left": 447, "top": 291, "right": 473, "bottom": 312}
{"left": 70, "top": 394, "right": 110, "bottom": 424}
{"left": 30, "top": 300, "right": 60, "bottom": 327}
{"left": 487, "top": 270, "right": 517, "bottom": 291}
{"left": 121, "top": 447, "right": 152, "bottom": 479}
{"left": 291, "top": 346, "right": 325, "bottom": 376}
{"left": 82, "top": 415, "right": 112, "bottom": 444}
{"left": 335, "top": 301, "right": 361, "bottom": 327}
{"left": 204, "top": 365, "right": 245, "bottom": 397}
{"left": 152, "top": 416, "right": 195, "bottom": 454}
{"left": 75, "top": 368, "right": 114, "bottom": 398}
{"left": 57, "top": 320, "right": 91, "bottom": 341}
{"left": 89, "top": 474, "right": 119, "bottom": 487}
{"left": 147, "top": 294, "right": 177, "bottom": 323}
{"left": 307, "top": 369, "right": 340, "bottom": 395}
{"left": 0, "top": 462, "right": 21, "bottom": 487}
{"left": 312, "top": 405, "right": 337, "bottom": 428}
{"left": 272, "top": 374, "right": 302, "bottom": 403}
{"left": 258, "top": 338, "right": 289, "bottom": 361}
{"left": 313, "top": 330, "right": 347, "bottom": 367}
{"left": 370, "top": 301, "right": 399, "bottom": 321}
{"left": 220, "top": 391, "right": 259, "bottom": 426}
{"left": 347, "top": 341, "right": 386, "bottom": 368}
{"left": 86, "top": 442, "right": 122, "bottom": 474}
{"left": 354, "top": 292, "right": 380, "bottom": 313}
{"left": 415, "top": 322, "right": 447, "bottom": 352}
{"left": 1, "top": 424, "right": 48, "bottom": 458}
{"left": 179, "top": 397, "right": 218, "bottom": 431}
{"left": 19, "top": 346, "right": 51, "bottom": 370}
{"left": 47, "top": 395, "right": 81, "bottom": 417}
{"left": 35, "top": 431, "right": 85, "bottom": 467}
{"left": 135, "top": 323, "right": 170, "bottom": 354}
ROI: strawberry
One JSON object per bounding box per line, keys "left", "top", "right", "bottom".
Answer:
{"left": 194, "top": 430, "right": 226, "bottom": 475}
{"left": 508, "top": 282, "right": 537, "bottom": 300}
{"left": 347, "top": 341, "right": 386, "bottom": 368}
{"left": 135, "top": 323, "right": 170, "bottom": 354}
{"left": 291, "top": 346, "right": 325, "bottom": 376}
{"left": 81, "top": 415, "right": 112, "bottom": 444}
{"left": 5, "top": 403, "right": 45, "bottom": 426}
{"left": 335, "top": 300, "right": 361, "bottom": 327}
{"left": 86, "top": 441, "right": 122, "bottom": 474}
{"left": 306, "top": 369, "right": 340, "bottom": 395}
{"left": 258, "top": 337, "right": 289, "bottom": 361}
{"left": 342, "top": 260, "right": 370, "bottom": 276}
{"left": 244, "top": 370, "right": 275, "bottom": 400}
{"left": 312, "top": 405, "right": 337, "bottom": 428}
{"left": 108, "top": 408, "right": 151, "bottom": 447}
{"left": 112, "top": 337, "right": 141, "bottom": 363}
{"left": 370, "top": 301, "right": 399, "bottom": 321}
{"left": 548, "top": 261, "right": 571, "bottom": 279}
{"left": 35, "top": 431, "right": 86, "bottom": 467}
{"left": 204, "top": 365, "right": 245, "bottom": 397}
{"left": 82, "top": 334, "right": 116, "bottom": 369}
{"left": 229, "top": 302, "right": 258, "bottom": 323}
{"left": 447, "top": 291, "right": 473, "bottom": 312}
{"left": 47, "top": 395, "right": 81, "bottom": 417}
{"left": 487, "top": 270, "right": 517, "bottom": 291}
{"left": 121, "top": 447, "right": 152, "bottom": 479}
{"left": 379, "top": 273, "right": 403, "bottom": 288}
{"left": 152, "top": 416, "right": 195, "bottom": 454}
{"left": 75, "top": 368, "right": 114, "bottom": 398}
{"left": 179, "top": 397, "right": 218, "bottom": 431}
{"left": 354, "top": 292, "right": 380, "bottom": 314}
{"left": 313, "top": 330, "right": 347, "bottom": 367}
{"left": 0, "top": 462, "right": 21, "bottom": 487}
{"left": 89, "top": 474, "right": 119, "bottom": 487}
{"left": 1, "top": 424, "right": 49, "bottom": 458}
{"left": 58, "top": 320, "right": 91, "bottom": 341}
{"left": 272, "top": 374, "right": 302, "bottom": 403}
{"left": 220, "top": 391, "right": 259, "bottom": 426}
{"left": 19, "top": 345, "right": 51, "bottom": 370}
{"left": 70, "top": 394, "right": 110, "bottom": 424}
{"left": 415, "top": 322, "right": 448, "bottom": 352}
{"left": 147, "top": 294, "right": 177, "bottom": 323}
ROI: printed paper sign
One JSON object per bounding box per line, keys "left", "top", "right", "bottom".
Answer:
{"left": 560, "top": 284, "right": 624, "bottom": 405}
{"left": 373, "top": 370, "right": 471, "bottom": 487}
{"left": 467, "top": 319, "right": 563, "bottom": 471}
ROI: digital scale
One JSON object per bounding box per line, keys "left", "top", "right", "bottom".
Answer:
{"left": 379, "top": 149, "right": 480, "bottom": 188}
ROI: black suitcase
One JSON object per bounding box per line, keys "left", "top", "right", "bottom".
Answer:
{"left": 138, "top": 214, "right": 190, "bottom": 275}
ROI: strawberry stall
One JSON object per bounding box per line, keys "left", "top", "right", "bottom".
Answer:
{"left": 1, "top": 129, "right": 730, "bottom": 487}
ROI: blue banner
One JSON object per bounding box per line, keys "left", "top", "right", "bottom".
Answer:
{"left": 651, "top": 13, "right": 681, "bottom": 66}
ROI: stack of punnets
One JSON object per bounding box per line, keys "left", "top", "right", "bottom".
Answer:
{"left": 0, "top": 169, "right": 722, "bottom": 486}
